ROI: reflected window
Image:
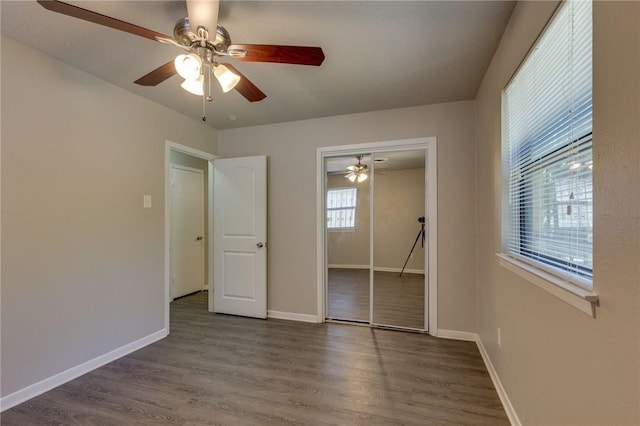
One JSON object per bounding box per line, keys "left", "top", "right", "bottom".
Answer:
{"left": 327, "top": 187, "right": 357, "bottom": 229}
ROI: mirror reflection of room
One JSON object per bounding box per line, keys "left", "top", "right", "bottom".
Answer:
{"left": 326, "top": 154, "right": 371, "bottom": 322}
{"left": 373, "top": 150, "right": 425, "bottom": 330}
{"left": 325, "top": 151, "right": 426, "bottom": 330}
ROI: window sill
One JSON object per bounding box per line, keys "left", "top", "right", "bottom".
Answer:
{"left": 496, "top": 254, "right": 599, "bottom": 317}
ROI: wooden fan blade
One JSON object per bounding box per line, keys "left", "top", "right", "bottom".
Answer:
{"left": 228, "top": 45, "right": 325, "bottom": 66}
{"left": 37, "top": 0, "right": 171, "bottom": 42}
{"left": 134, "top": 61, "right": 176, "bottom": 86}
{"left": 223, "top": 64, "right": 266, "bottom": 102}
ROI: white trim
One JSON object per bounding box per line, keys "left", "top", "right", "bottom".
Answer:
{"left": 435, "top": 329, "right": 478, "bottom": 341}
{"left": 328, "top": 264, "right": 425, "bottom": 275}
{"left": 0, "top": 328, "right": 167, "bottom": 412}
{"left": 267, "top": 310, "right": 320, "bottom": 323}
{"left": 369, "top": 159, "right": 375, "bottom": 325}
{"left": 316, "top": 151, "right": 326, "bottom": 322}
{"left": 316, "top": 137, "right": 438, "bottom": 332}
{"left": 164, "top": 141, "right": 217, "bottom": 332}
{"left": 434, "top": 330, "right": 521, "bottom": 426}
{"left": 497, "top": 254, "right": 598, "bottom": 317}
{"left": 207, "top": 160, "right": 214, "bottom": 312}
{"left": 426, "top": 140, "right": 438, "bottom": 334}
{"left": 170, "top": 164, "right": 205, "bottom": 174}
{"left": 327, "top": 263, "right": 368, "bottom": 269}
{"left": 476, "top": 336, "right": 522, "bottom": 426}
{"left": 375, "top": 266, "right": 424, "bottom": 274}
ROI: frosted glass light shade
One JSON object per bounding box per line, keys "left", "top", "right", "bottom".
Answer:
{"left": 214, "top": 64, "right": 241, "bottom": 92}
{"left": 180, "top": 75, "right": 205, "bottom": 96}
{"left": 345, "top": 171, "right": 367, "bottom": 182}
{"left": 174, "top": 54, "right": 202, "bottom": 80}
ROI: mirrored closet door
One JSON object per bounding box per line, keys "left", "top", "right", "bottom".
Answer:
{"left": 324, "top": 149, "right": 427, "bottom": 331}
{"left": 372, "top": 150, "right": 426, "bottom": 330}
{"left": 325, "top": 154, "right": 371, "bottom": 323}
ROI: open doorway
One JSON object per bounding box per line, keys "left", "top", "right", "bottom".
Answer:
{"left": 317, "top": 138, "right": 437, "bottom": 334}
{"left": 164, "top": 141, "right": 216, "bottom": 332}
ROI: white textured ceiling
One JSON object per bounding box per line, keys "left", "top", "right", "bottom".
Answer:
{"left": 1, "top": 1, "right": 514, "bottom": 130}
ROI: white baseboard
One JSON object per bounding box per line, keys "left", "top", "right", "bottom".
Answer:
{"left": 435, "top": 329, "right": 478, "bottom": 341}
{"left": 0, "top": 328, "right": 168, "bottom": 412}
{"left": 434, "top": 329, "right": 519, "bottom": 426}
{"left": 374, "top": 266, "right": 425, "bottom": 274}
{"left": 328, "top": 263, "right": 368, "bottom": 269}
{"left": 267, "top": 310, "right": 320, "bottom": 323}
{"left": 475, "top": 337, "right": 521, "bottom": 426}
{"left": 328, "top": 264, "right": 425, "bottom": 275}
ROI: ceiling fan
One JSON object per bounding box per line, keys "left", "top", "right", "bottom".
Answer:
{"left": 346, "top": 155, "right": 369, "bottom": 183}
{"left": 36, "top": 0, "right": 325, "bottom": 119}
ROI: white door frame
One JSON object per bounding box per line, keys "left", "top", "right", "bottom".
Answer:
{"left": 164, "top": 140, "right": 217, "bottom": 333}
{"left": 316, "top": 137, "right": 438, "bottom": 334}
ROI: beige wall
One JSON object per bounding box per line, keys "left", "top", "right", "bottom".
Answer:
{"left": 374, "top": 168, "right": 425, "bottom": 272}
{"left": 218, "top": 100, "right": 476, "bottom": 332}
{"left": 474, "top": 2, "right": 640, "bottom": 425}
{"left": 327, "top": 168, "right": 425, "bottom": 271}
{"left": 0, "top": 37, "right": 218, "bottom": 397}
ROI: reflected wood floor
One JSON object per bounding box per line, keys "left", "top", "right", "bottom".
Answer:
{"left": 2, "top": 292, "right": 508, "bottom": 425}
{"left": 328, "top": 268, "right": 425, "bottom": 329}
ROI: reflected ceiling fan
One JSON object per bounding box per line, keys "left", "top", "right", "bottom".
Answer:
{"left": 37, "top": 0, "right": 325, "bottom": 119}
{"left": 346, "top": 155, "right": 369, "bottom": 183}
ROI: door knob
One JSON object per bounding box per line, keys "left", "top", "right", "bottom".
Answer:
{"left": 196, "top": 236, "right": 203, "bottom": 241}
{"left": 256, "top": 242, "right": 264, "bottom": 248}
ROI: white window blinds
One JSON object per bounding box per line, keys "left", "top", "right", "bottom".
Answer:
{"left": 503, "top": 0, "right": 593, "bottom": 287}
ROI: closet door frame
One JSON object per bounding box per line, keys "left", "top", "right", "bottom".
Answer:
{"left": 316, "top": 137, "right": 438, "bottom": 334}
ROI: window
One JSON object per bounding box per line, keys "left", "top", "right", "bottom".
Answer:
{"left": 502, "top": 0, "right": 593, "bottom": 288}
{"left": 327, "top": 187, "right": 357, "bottom": 229}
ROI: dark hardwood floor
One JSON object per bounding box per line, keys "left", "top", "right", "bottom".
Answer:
{"left": 328, "top": 268, "right": 425, "bottom": 329}
{"left": 1, "top": 292, "right": 508, "bottom": 425}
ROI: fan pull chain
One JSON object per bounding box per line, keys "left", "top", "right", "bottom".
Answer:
{"left": 201, "top": 91, "right": 206, "bottom": 121}
{"left": 201, "top": 70, "right": 213, "bottom": 122}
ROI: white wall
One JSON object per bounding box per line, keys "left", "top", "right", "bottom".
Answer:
{"left": 218, "top": 100, "right": 476, "bottom": 332}
{"left": 0, "top": 37, "right": 218, "bottom": 398}
{"left": 474, "top": 2, "right": 640, "bottom": 424}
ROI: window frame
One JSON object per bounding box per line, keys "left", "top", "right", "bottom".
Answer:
{"left": 498, "top": 0, "right": 598, "bottom": 315}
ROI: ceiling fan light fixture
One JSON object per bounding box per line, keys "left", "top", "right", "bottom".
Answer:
{"left": 174, "top": 53, "right": 202, "bottom": 80}
{"left": 181, "top": 75, "right": 205, "bottom": 96}
{"left": 345, "top": 155, "right": 369, "bottom": 183}
{"left": 214, "top": 64, "right": 241, "bottom": 93}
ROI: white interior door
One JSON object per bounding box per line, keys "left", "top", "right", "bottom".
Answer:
{"left": 213, "top": 156, "right": 267, "bottom": 318}
{"left": 170, "top": 165, "right": 205, "bottom": 299}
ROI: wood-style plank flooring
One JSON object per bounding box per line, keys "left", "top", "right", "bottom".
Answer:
{"left": 328, "top": 269, "right": 425, "bottom": 329}
{"left": 1, "top": 292, "right": 508, "bottom": 425}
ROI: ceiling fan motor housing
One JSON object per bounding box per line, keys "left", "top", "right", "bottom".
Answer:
{"left": 173, "top": 17, "right": 232, "bottom": 54}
